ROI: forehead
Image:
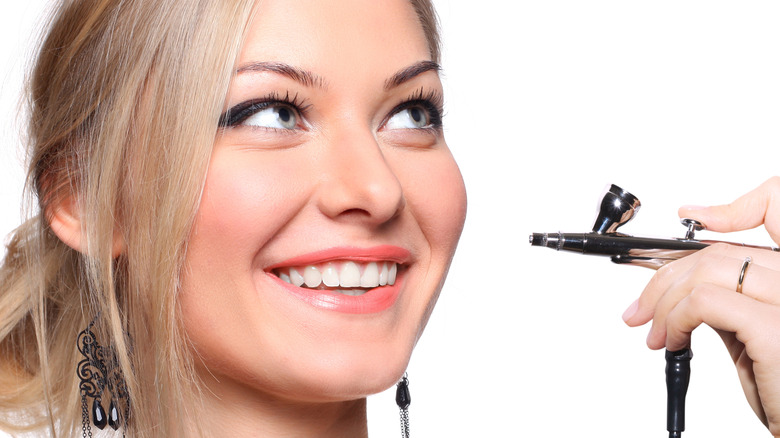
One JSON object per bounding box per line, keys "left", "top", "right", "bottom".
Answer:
{"left": 240, "top": 0, "right": 430, "bottom": 77}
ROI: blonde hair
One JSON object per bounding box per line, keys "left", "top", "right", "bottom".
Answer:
{"left": 1, "top": 1, "right": 256, "bottom": 435}
{"left": 0, "top": 0, "right": 441, "bottom": 436}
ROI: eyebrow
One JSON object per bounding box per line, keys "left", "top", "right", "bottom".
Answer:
{"left": 236, "top": 61, "right": 327, "bottom": 89}
{"left": 384, "top": 60, "right": 441, "bottom": 91}
{"left": 234, "top": 60, "right": 441, "bottom": 91}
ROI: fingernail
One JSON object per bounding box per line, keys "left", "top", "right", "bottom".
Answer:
{"left": 622, "top": 299, "right": 639, "bottom": 322}
{"left": 680, "top": 204, "right": 706, "bottom": 211}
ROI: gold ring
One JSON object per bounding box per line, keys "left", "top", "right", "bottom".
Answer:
{"left": 737, "top": 256, "right": 752, "bottom": 293}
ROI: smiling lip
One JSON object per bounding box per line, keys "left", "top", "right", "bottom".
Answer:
{"left": 267, "top": 245, "right": 410, "bottom": 314}
{"left": 267, "top": 245, "right": 411, "bottom": 269}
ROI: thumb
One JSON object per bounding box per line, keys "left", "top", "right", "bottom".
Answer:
{"left": 678, "top": 177, "right": 780, "bottom": 244}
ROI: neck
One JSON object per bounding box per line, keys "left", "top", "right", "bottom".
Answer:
{"left": 196, "top": 372, "right": 369, "bottom": 437}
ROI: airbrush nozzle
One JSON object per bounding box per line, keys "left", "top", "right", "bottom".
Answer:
{"left": 529, "top": 232, "right": 561, "bottom": 249}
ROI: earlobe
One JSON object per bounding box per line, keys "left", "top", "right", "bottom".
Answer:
{"left": 47, "top": 198, "right": 125, "bottom": 258}
{"left": 48, "top": 198, "right": 85, "bottom": 253}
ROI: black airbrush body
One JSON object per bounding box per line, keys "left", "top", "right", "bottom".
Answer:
{"left": 530, "top": 184, "right": 777, "bottom": 269}
{"left": 530, "top": 184, "right": 778, "bottom": 438}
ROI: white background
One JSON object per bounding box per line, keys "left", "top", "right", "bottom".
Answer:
{"left": 2, "top": 1, "right": 779, "bottom": 437}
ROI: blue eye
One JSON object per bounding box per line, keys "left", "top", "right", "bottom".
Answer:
{"left": 219, "top": 92, "right": 308, "bottom": 129}
{"left": 382, "top": 88, "right": 444, "bottom": 132}
{"left": 385, "top": 106, "right": 431, "bottom": 130}
{"left": 242, "top": 104, "right": 299, "bottom": 129}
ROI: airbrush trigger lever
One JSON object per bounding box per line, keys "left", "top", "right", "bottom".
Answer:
{"left": 680, "top": 218, "right": 704, "bottom": 241}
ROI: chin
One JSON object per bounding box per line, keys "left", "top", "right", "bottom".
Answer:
{"left": 282, "top": 341, "right": 413, "bottom": 403}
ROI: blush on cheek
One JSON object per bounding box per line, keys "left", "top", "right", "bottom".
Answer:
{"left": 195, "top": 152, "right": 305, "bottom": 253}
{"left": 400, "top": 153, "right": 467, "bottom": 247}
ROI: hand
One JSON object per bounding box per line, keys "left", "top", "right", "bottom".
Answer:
{"left": 621, "top": 177, "right": 780, "bottom": 436}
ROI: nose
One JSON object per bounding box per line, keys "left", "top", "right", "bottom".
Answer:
{"left": 315, "top": 126, "right": 405, "bottom": 225}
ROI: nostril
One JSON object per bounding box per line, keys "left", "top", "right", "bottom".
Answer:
{"left": 339, "top": 208, "right": 371, "bottom": 217}
{"left": 314, "top": 144, "right": 405, "bottom": 223}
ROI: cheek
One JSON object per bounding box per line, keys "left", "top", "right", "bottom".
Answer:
{"left": 195, "top": 152, "right": 305, "bottom": 254}
{"left": 395, "top": 150, "right": 467, "bottom": 254}
{"left": 180, "top": 150, "right": 315, "bottom": 381}
{"left": 181, "top": 151, "right": 309, "bottom": 340}
{"left": 390, "top": 148, "right": 466, "bottom": 339}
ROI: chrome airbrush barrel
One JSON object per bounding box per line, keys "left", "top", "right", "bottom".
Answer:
{"left": 529, "top": 184, "right": 778, "bottom": 269}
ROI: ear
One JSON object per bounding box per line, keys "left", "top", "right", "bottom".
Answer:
{"left": 48, "top": 196, "right": 125, "bottom": 258}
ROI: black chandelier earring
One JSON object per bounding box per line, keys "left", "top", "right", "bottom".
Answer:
{"left": 396, "top": 373, "right": 411, "bottom": 438}
{"left": 77, "top": 317, "right": 129, "bottom": 437}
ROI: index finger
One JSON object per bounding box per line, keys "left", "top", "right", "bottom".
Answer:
{"left": 679, "top": 177, "right": 780, "bottom": 244}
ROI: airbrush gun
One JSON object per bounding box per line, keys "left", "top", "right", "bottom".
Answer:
{"left": 530, "top": 184, "right": 776, "bottom": 269}
{"left": 529, "top": 184, "right": 778, "bottom": 438}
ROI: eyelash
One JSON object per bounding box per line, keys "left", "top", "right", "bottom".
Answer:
{"left": 218, "top": 91, "right": 310, "bottom": 128}
{"left": 218, "top": 87, "right": 445, "bottom": 130}
{"left": 385, "top": 87, "right": 445, "bottom": 131}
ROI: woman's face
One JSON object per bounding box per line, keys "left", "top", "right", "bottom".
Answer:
{"left": 180, "top": 0, "right": 466, "bottom": 403}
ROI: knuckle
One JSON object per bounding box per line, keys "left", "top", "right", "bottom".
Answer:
{"left": 644, "top": 265, "right": 673, "bottom": 298}
{"left": 684, "top": 253, "right": 724, "bottom": 284}
{"left": 686, "top": 284, "right": 713, "bottom": 308}
{"left": 654, "top": 262, "right": 676, "bottom": 283}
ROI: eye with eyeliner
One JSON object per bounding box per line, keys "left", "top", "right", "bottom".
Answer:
{"left": 219, "top": 87, "right": 444, "bottom": 134}
{"left": 219, "top": 91, "right": 310, "bottom": 129}
{"left": 383, "top": 87, "right": 445, "bottom": 132}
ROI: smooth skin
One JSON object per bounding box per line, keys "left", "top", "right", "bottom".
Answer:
{"left": 622, "top": 177, "right": 780, "bottom": 437}
{"left": 177, "top": 0, "right": 466, "bottom": 436}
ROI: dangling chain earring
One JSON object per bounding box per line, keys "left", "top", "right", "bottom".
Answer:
{"left": 396, "top": 373, "right": 411, "bottom": 438}
{"left": 77, "top": 317, "right": 129, "bottom": 437}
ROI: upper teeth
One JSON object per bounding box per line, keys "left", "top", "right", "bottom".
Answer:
{"left": 276, "top": 261, "right": 397, "bottom": 289}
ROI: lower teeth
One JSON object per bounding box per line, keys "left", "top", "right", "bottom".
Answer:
{"left": 335, "top": 289, "right": 367, "bottom": 296}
